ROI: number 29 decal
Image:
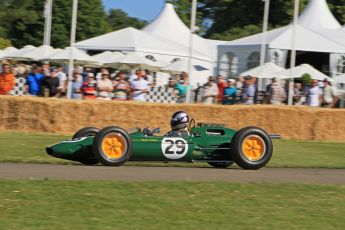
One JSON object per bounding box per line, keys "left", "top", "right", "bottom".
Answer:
{"left": 161, "top": 138, "right": 188, "bottom": 160}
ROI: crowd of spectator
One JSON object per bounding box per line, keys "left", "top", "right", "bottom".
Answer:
{"left": 0, "top": 62, "right": 344, "bottom": 108}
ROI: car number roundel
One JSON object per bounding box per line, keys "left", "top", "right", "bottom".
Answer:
{"left": 161, "top": 137, "right": 188, "bottom": 160}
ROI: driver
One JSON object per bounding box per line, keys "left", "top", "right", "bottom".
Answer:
{"left": 165, "top": 111, "right": 190, "bottom": 137}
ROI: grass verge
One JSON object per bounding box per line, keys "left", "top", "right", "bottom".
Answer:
{"left": 0, "top": 180, "right": 344, "bottom": 230}
{"left": 0, "top": 131, "right": 344, "bottom": 168}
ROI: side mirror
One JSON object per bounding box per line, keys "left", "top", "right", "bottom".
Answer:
{"left": 153, "top": 128, "right": 160, "bottom": 134}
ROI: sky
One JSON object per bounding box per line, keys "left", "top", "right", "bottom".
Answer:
{"left": 102, "top": 0, "right": 165, "bottom": 21}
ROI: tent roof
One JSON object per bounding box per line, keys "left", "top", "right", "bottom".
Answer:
{"left": 224, "top": 24, "right": 345, "bottom": 53}
{"left": 142, "top": 3, "right": 225, "bottom": 61}
{"left": 239, "top": 62, "right": 285, "bottom": 79}
{"left": 75, "top": 27, "right": 211, "bottom": 61}
{"left": 299, "top": 0, "right": 341, "bottom": 30}
{"left": 277, "top": 64, "right": 330, "bottom": 80}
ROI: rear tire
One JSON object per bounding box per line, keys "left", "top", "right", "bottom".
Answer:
{"left": 93, "top": 126, "right": 132, "bottom": 166}
{"left": 73, "top": 127, "right": 99, "bottom": 139}
{"left": 231, "top": 126, "right": 273, "bottom": 170}
{"left": 208, "top": 162, "right": 233, "bottom": 168}
{"left": 73, "top": 127, "right": 99, "bottom": 165}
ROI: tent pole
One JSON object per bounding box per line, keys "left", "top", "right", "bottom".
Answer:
{"left": 260, "top": 0, "right": 270, "bottom": 66}
{"left": 187, "top": 0, "right": 197, "bottom": 103}
{"left": 67, "top": 0, "right": 78, "bottom": 100}
{"left": 288, "top": 0, "right": 299, "bottom": 105}
{"left": 43, "top": 0, "right": 53, "bottom": 46}
{"left": 259, "top": 0, "right": 270, "bottom": 93}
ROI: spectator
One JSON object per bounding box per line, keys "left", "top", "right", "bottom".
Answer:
{"left": 130, "top": 70, "right": 149, "bottom": 101}
{"left": 293, "top": 82, "right": 304, "bottom": 105}
{"left": 113, "top": 71, "right": 130, "bottom": 100}
{"left": 97, "top": 73, "right": 113, "bottom": 100}
{"left": 322, "top": 78, "right": 338, "bottom": 108}
{"left": 71, "top": 73, "right": 83, "bottom": 100}
{"left": 241, "top": 76, "right": 256, "bottom": 104}
{"left": 144, "top": 69, "right": 154, "bottom": 86}
{"left": 217, "top": 75, "right": 227, "bottom": 103}
{"left": 223, "top": 79, "right": 237, "bottom": 105}
{"left": 175, "top": 72, "right": 192, "bottom": 103}
{"left": 130, "top": 69, "right": 142, "bottom": 82}
{"left": 268, "top": 77, "right": 286, "bottom": 105}
{"left": 56, "top": 66, "right": 67, "bottom": 97}
{"left": 45, "top": 68, "right": 60, "bottom": 97}
{"left": 82, "top": 73, "right": 97, "bottom": 100}
{"left": 305, "top": 79, "right": 323, "bottom": 107}
{"left": 96, "top": 68, "right": 109, "bottom": 80}
{"left": 0, "top": 63, "right": 15, "bottom": 95}
{"left": 25, "top": 64, "right": 44, "bottom": 96}
{"left": 202, "top": 76, "right": 219, "bottom": 104}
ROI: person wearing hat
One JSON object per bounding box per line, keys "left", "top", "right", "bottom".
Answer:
{"left": 82, "top": 73, "right": 97, "bottom": 100}
{"left": 202, "top": 76, "right": 219, "bottom": 104}
{"left": 241, "top": 75, "right": 256, "bottom": 104}
{"left": 322, "top": 78, "right": 338, "bottom": 108}
{"left": 0, "top": 63, "right": 15, "bottom": 95}
{"left": 223, "top": 79, "right": 237, "bottom": 105}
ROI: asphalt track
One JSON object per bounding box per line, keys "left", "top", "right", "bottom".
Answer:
{"left": 0, "top": 163, "right": 345, "bottom": 184}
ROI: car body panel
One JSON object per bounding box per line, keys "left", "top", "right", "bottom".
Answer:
{"left": 46, "top": 124, "right": 238, "bottom": 163}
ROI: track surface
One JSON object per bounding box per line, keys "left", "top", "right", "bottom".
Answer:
{"left": 0, "top": 163, "right": 344, "bottom": 184}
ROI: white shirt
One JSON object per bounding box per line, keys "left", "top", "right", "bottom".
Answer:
{"left": 306, "top": 86, "right": 322, "bottom": 107}
{"left": 131, "top": 78, "right": 149, "bottom": 101}
{"left": 57, "top": 71, "right": 67, "bottom": 89}
{"left": 323, "top": 85, "right": 337, "bottom": 103}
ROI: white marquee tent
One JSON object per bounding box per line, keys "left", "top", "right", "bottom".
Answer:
{"left": 239, "top": 62, "right": 285, "bottom": 79}
{"left": 4, "top": 45, "right": 36, "bottom": 60}
{"left": 218, "top": 0, "right": 345, "bottom": 78}
{"left": 277, "top": 64, "right": 331, "bottom": 81}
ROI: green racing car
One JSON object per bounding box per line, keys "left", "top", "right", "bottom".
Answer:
{"left": 46, "top": 118, "right": 278, "bottom": 169}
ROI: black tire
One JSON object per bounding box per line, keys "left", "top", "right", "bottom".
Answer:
{"left": 73, "top": 127, "right": 99, "bottom": 139}
{"left": 208, "top": 162, "right": 234, "bottom": 168}
{"left": 92, "top": 126, "right": 132, "bottom": 166}
{"left": 80, "top": 158, "right": 100, "bottom": 165}
{"left": 72, "top": 127, "right": 99, "bottom": 165}
{"left": 231, "top": 126, "right": 273, "bottom": 170}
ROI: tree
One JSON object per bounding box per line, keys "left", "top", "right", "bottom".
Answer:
{"left": 0, "top": 38, "right": 12, "bottom": 49}
{"left": 107, "top": 9, "right": 147, "bottom": 31}
{"left": 0, "top": 0, "right": 109, "bottom": 48}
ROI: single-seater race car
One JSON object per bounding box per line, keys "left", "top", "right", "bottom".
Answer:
{"left": 46, "top": 120, "right": 278, "bottom": 170}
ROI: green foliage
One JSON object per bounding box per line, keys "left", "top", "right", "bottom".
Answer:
{"left": 168, "top": 0, "right": 345, "bottom": 41}
{"left": 300, "top": 74, "right": 312, "bottom": 85}
{"left": 0, "top": 38, "right": 12, "bottom": 49}
{"left": 107, "top": 9, "right": 147, "bottom": 31}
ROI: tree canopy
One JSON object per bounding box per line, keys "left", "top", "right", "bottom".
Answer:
{"left": 0, "top": 0, "right": 147, "bottom": 48}
{"left": 0, "top": 0, "right": 344, "bottom": 48}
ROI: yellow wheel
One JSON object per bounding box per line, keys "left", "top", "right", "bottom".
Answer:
{"left": 101, "top": 133, "right": 127, "bottom": 160}
{"left": 241, "top": 135, "right": 266, "bottom": 161}
{"left": 93, "top": 126, "right": 132, "bottom": 166}
{"left": 231, "top": 127, "right": 273, "bottom": 170}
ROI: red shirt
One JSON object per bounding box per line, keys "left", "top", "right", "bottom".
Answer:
{"left": 218, "top": 80, "right": 227, "bottom": 102}
{"left": 0, "top": 73, "right": 15, "bottom": 95}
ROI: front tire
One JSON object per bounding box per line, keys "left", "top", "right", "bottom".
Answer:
{"left": 73, "top": 127, "right": 100, "bottom": 165}
{"left": 231, "top": 126, "right": 273, "bottom": 170}
{"left": 93, "top": 126, "right": 132, "bottom": 166}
